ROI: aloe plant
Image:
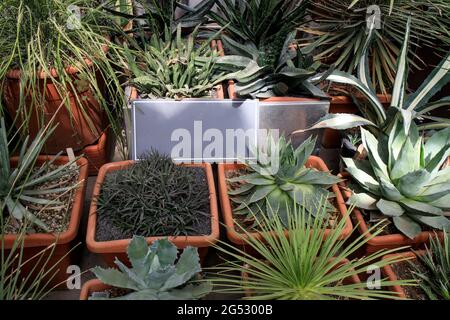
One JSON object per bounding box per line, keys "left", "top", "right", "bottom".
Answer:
{"left": 343, "top": 119, "right": 450, "bottom": 239}
{"left": 227, "top": 136, "right": 341, "bottom": 227}
{"left": 209, "top": 198, "right": 415, "bottom": 300}
{"left": 91, "top": 236, "right": 212, "bottom": 300}
{"left": 296, "top": 18, "right": 450, "bottom": 137}
{"left": 125, "top": 24, "right": 237, "bottom": 99}
{"left": 0, "top": 118, "right": 79, "bottom": 232}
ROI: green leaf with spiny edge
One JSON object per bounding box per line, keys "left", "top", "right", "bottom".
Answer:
{"left": 92, "top": 267, "right": 140, "bottom": 291}
{"left": 390, "top": 136, "right": 416, "bottom": 181}
{"left": 376, "top": 199, "right": 404, "bottom": 217}
{"left": 248, "top": 185, "right": 278, "bottom": 204}
{"left": 399, "top": 199, "right": 443, "bottom": 216}
{"left": 150, "top": 238, "right": 178, "bottom": 268}
{"left": 227, "top": 183, "right": 254, "bottom": 196}
{"left": 379, "top": 177, "right": 404, "bottom": 202}
{"left": 160, "top": 246, "right": 201, "bottom": 291}
{"left": 429, "top": 194, "right": 450, "bottom": 210}
{"left": 396, "top": 170, "right": 431, "bottom": 198}
{"left": 361, "top": 128, "right": 390, "bottom": 180}
{"left": 342, "top": 157, "right": 380, "bottom": 195}
{"left": 393, "top": 215, "right": 422, "bottom": 239}
{"left": 411, "top": 215, "right": 450, "bottom": 232}
{"left": 348, "top": 192, "right": 378, "bottom": 210}
{"left": 292, "top": 113, "right": 378, "bottom": 134}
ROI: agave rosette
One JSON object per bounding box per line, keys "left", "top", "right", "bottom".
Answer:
{"left": 228, "top": 136, "right": 341, "bottom": 226}
{"left": 344, "top": 120, "right": 450, "bottom": 239}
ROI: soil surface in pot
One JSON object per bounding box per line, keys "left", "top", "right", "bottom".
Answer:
{"left": 391, "top": 260, "right": 428, "bottom": 300}
{"left": 4, "top": 164, "right": 80, "bottom": 234}
{"left": 95, "top": 167, "right": 211, "bottom": 241}
{"left": 225, "top": 169, "right": 339, "bottom": 233}
{"left": 90, "top": 287, "right": 132, "bottom": 299}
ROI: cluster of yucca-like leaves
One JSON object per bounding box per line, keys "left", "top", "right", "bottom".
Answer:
{"left": 92, "top": 236, "right": 211, "bottom": 300}
{"left": 411, "top": 233, "right": 450, "bottom": 300}
{"left": 297, "top": 18, "right": 450, "bottom": 138}
{"left": 96, "top": 151, "right": 210, "bottom": 237}
{"left": 0, "top": 118, "right": 79, "bottom": 232}
{"left": 344, "top": 118, "right": 450, "bottom": 239}
{"left": 209, "top": 199, "right": 415, "bottom": 300}
{"left": 228, "top": 136, "right": 340, "bottom": 227}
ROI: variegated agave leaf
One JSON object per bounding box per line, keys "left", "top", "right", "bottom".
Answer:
{"left": 344, "top": 119, "right": 450, "bottom": 239}
{"left": 91, "top": 237, "right": 211, "bottom": 300}
{"left": 228, "top": 136, "right": 341, "bottom": 227}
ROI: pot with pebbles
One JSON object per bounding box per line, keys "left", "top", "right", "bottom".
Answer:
{"left": 0, "top": 119, "right": 88, "bottom": 288}
{"left": 80, "top": 236, "right": 211, "bottom": 300}
{"left": 86, "top": 151, "right": 219, "bottom": 266}
{"left": 218, "top": 136, "right": 352, "bottom": 251}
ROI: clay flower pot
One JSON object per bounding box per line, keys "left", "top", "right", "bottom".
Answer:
{"left": 3, "top": 156, "right": 89, "bottom": 288}
{"left": 2, "top": 45, "right": 109, "bottom": 154}
{"left": 86, "top": 161, "right": 220, "bottom": 266}
{"left": 79, "top": 279, "right": 111, "bottom": 300}
{"left": 218, "top": 156, "right": 353, "bottom": 247}
{"left": 339, "top": 172, "right": 446, "bottom": 253}
{"left": 381, "top": 251, "right": 424, "bottom": 299}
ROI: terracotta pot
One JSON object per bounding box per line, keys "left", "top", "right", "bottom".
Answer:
{"left": 86, "top": 161, "right": 220, "bottom": 266}
{"left": 381, "top": 251, "right": 425, "bottom": 299}
{"left": 322, "top": 94, "right": 392, "bottom": 149}
{"left": 339, "top": 172, "right": 446, "bottom": 253}
{"left": 3, "top": 156, "right": 89, "bottom": 288}
{"left": 75, "top": 130, "right": 111, "bottom": 176}
{"left": 218, "top": 156, "right": 353, "bottom": 247}
{"left": 3, "top": 46, "right": 109, "bottom": 154}
{"left": 79, "top": 279, "right": 111, "bottom": 300}
{"left": 241, "top": 258, "right": 361, "bottom": 298}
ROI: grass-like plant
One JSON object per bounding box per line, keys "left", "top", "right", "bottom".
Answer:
{"left": 91, "top": 236, "right": 211, "bottom": 300}
{"left": 302, "top": 0, "right": 450, "bottom": 94}
{"left": 96, "top": 151, "right": 210, "bottom": 237}
{"left": 0, "top": 118, "right": 79, "bottom": 232}
{"left": 411, "top": 233, "right": 450, "bottom": 300}
{"left": 0, "top": 0, "right": 126, "bottom": 152}
{"left": 208, "top": 199, "right": 416, "bottom": 300}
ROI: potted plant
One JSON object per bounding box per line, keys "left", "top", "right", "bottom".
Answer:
{"left": 80, "top": 236, "right": 212, "bottom": 300}
{"left": 86, "top": 151, "right": 219, "bottom": 266}
{"left": 208, "top": 198, "right": 414, "bottom": 300}
{"left": 295, "top": 19, "right": 450, "bottom": 151}
{"left": 339, "top": 117, "right": 450, "bottom": 253}
{"left": 0, "top": 0, "right": 126, "bottom": 173}
{"left": 382, "top": 232, "right": 449, "bottom": 300}
{"left": 0, "top": 118, "right": 88, "bottom": 287}
{"left": 218, "top": 135, "right": 352, "bottom": 247}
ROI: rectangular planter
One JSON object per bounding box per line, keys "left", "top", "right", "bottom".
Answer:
{"left": 75, "top": 130, "right": 111, "bottom": 176}
{"left": 3, "top": 156, "right": 89, "bottom": 289}
{"left": 86, "top": 161, "right": 220, "bottom": 266}
{"left": 339, "top": 172, "right": 446, "bottom": 253}
{"left": 79, "top": 279, "right": 110, "bottom": 300}
{"left": 218, "top": 156, "right": 353, "bottom": 248}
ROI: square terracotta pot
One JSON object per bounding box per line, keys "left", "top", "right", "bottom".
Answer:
{"left": 79, "top": 279, "right": 111, "bottom": 300}
{"left": 86, "top": 161, "right": 220, "bottom": 266}
{"left": 3, "top": 156, "right": 89, "bottom": 288}
{"left": 218, "top": 156, "right": 353, "bottom": 247}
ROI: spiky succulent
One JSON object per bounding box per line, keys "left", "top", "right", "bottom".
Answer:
{"left": 227, "top": 136, "right": 341, "bottom": 226}
{"left": 217, "top": 32, "right": 327, "bottom": 99}
{"left": 411, "top": 233, "right": 450, "bottom": 300}
{"left": 0, "top": 118, "right": 78, "bottom": 232}
{"left": 96, "top": 151, "right": 210, "bottom": 237}
{"left": 91, "top": 236, "right": 212, "bottom": 300}
{"left": 344, "top": 119, "right": 450, "bottom": 239}
{"left": 125, "top": 24, "right": 236, "bottom": 99}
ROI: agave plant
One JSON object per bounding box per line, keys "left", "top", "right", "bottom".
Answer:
{"left": 302, "top": 0, "right": 450, "bottom": 94}
{"left": 343, "top": 119, "right": 450, "bottom": 239}
{"left": 411, "top": 233, "right": 450, "bottom": 300}
{"left": 125, "top": 24, "right": 237, "bottom": 99}
{"left": 0, "top": 118, "right": 79, "bottom": 232}
{"left": 91, "top": 236, "right": 212, "bottom": 300}
{"left": 209, "top": 198, "right": 415, "bottom": 300}
{"left": 227, "top": 136, "right": 341, "bottom": 227}
{"left": 295, "top": 18, "right": 450, "bottom": 137}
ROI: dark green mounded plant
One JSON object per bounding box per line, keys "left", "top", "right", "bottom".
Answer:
{"left": 209, "top": 199, "right": 415, "bottom": 300}
{"left": 0, "top": 118, "right": 79, "bottom": 232}
{"left": 124, "top": 24, "right": 237, "bottom": 99}
{"left": 0, "top": 0, "right": 126, "bottom": 152}
{"left": 96, "top": 151, "right": 210, "bottom": 237}
{"left": 343, "top": 118, "right": 450, "bottom": 239}
{"left": 91, "top": 236, "right": 212, "bottom": 300}
{"left": 227, "top": 136, "right": 341, "bottom": 227}
{"left": 411, "top": 233, "right": 450, "bottom": 300}
{"left": 302, "top": 0, "right": 450, "bottom": 94}
{"left": 295, "top": 18, "right": 450, "bottom": 137}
